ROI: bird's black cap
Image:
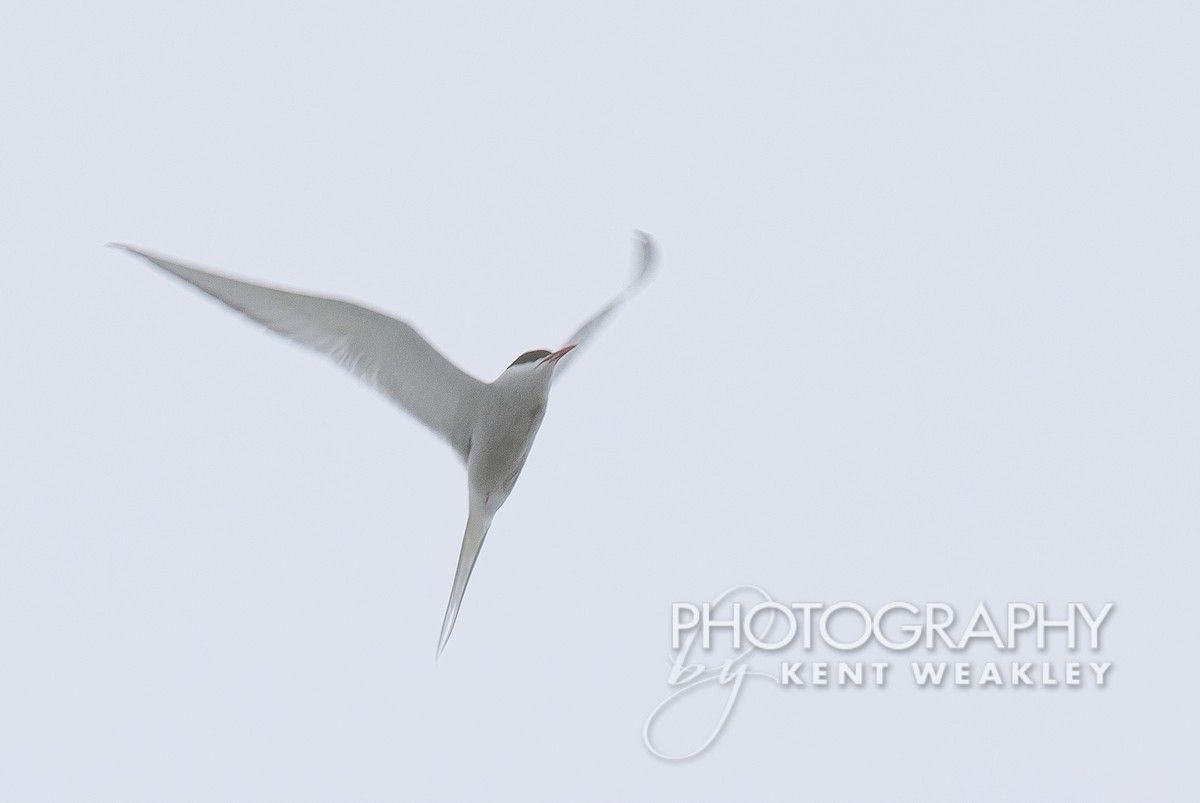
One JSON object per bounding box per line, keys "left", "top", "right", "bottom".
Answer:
{"left": 508, "top": 349, "right": 551, "bottom": 368}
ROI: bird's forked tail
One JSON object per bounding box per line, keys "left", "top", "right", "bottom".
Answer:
{"left": 436, "top": 507, "right": 493, "bottom": 659}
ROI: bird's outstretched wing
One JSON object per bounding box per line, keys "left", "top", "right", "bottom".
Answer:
{"left": 110, "top": 243, "right": 484, "bottom": 461}
{"left": 553, "top": 230, "right": 660, "bottom": 378}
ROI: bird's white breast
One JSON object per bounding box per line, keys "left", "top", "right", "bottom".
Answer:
{"left": 467, "top": 380, "right": 551, "bottom": 509}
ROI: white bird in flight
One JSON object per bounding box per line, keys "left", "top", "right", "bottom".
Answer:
{"left": 110, "top": 232, "right": 659, "bottom": 657}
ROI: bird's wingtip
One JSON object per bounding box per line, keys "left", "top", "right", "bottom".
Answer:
{"left": 107, "top": 242, "right": 149, "bottom": 259}
{"left": 631, "top": 229, "right": 660, "bottom": 275}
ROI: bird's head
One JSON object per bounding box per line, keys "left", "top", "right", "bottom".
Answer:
{"left": 504, "top": 344, "right": 576, "bottom": 375}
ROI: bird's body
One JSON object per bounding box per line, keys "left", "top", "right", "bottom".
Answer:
{"left": 470, "top": 361, "right": 553, "bottom": 507}
{"left": 111, "top": 233, "right": 658, "bottom": 656}
{"left": 441, "top": 347, "right": 566, "bottom": 655}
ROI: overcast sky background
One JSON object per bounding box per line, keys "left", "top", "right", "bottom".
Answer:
{"left": 2, "top": 2, "right": 1197, "bottom": 799}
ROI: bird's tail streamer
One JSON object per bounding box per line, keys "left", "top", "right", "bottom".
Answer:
{"left": 436, "top": 508, "right": 493, "bottom": 659}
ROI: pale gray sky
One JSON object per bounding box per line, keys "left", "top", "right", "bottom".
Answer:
{"left": 2, "top": 2, "right": 1197, "bottom": 799}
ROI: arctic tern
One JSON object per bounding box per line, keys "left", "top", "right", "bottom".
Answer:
{"left": 110, "top": 232, "right": 659, "bottom": 657}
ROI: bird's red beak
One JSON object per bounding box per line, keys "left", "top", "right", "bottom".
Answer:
{"left": 541, "top": 344, "right": 577, "bottom": 366}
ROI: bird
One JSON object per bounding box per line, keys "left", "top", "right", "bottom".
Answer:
{"left": 109, "top": 232, "right": 659, "bottom": 657}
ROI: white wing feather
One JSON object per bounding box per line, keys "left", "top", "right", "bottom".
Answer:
{"left": 110, "top": 243, "right": 484, "bottom": 461}
{"left": 553, "top": 230, "right": 659, "bottom": 377}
